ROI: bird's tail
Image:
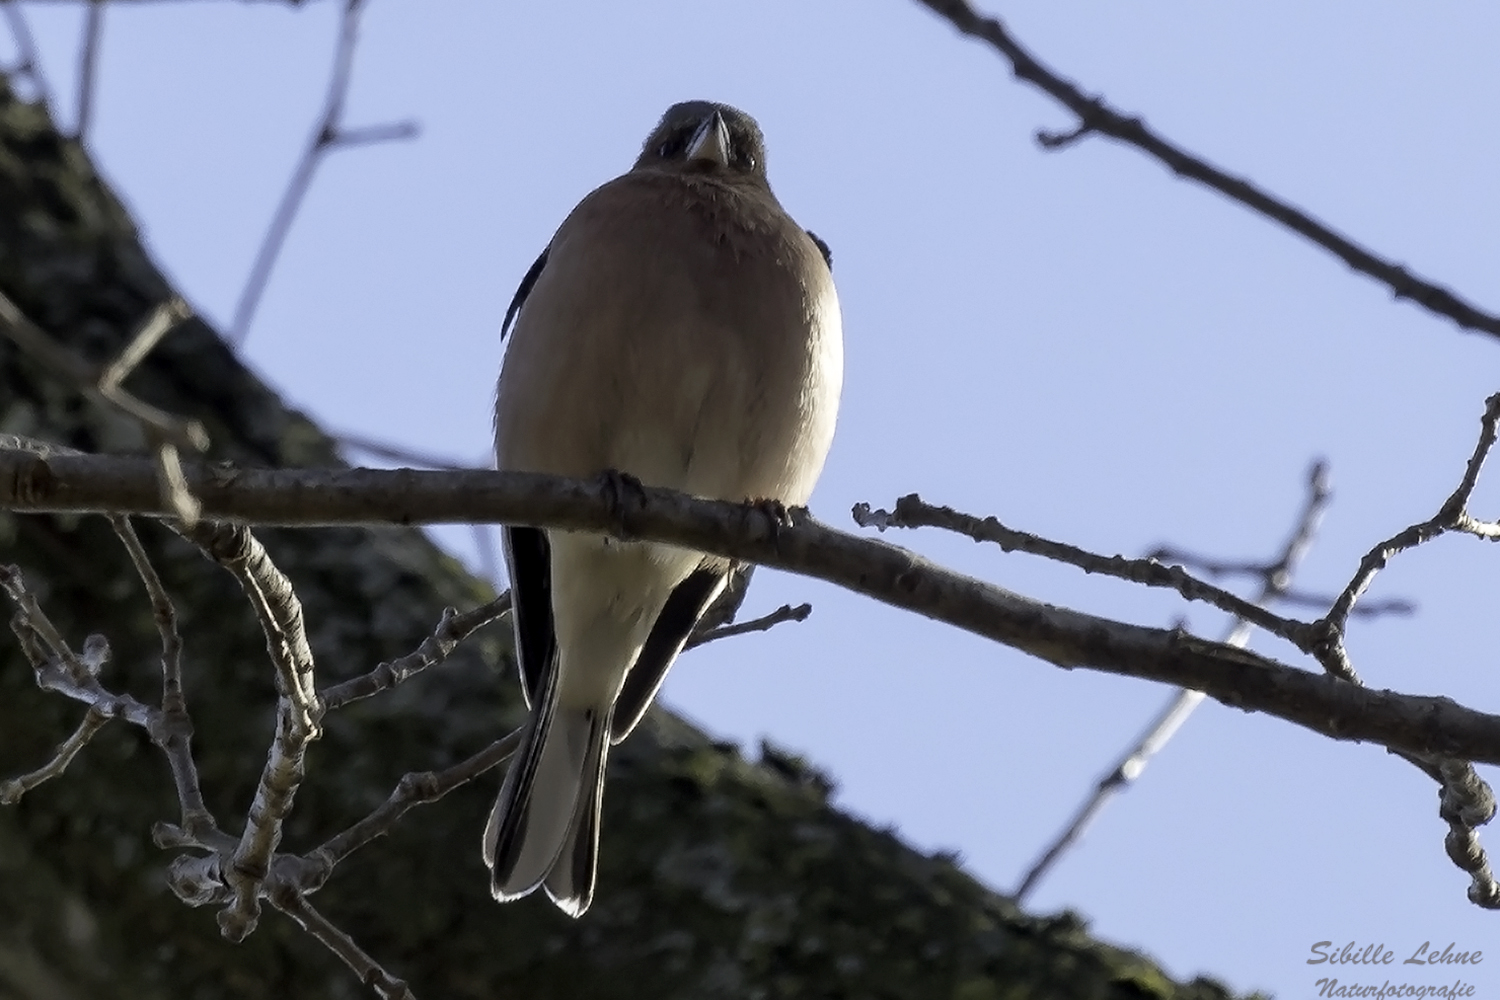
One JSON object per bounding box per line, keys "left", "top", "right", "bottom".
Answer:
{"left": 484, "top": 675, "right": 609, "bottom": 916}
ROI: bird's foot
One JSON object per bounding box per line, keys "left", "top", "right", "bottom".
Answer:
{"left": 747, "top": 497, "right": 796, "bottom": 550}
{"left": 599, "top": 468, "right": 648, "bottom": 538}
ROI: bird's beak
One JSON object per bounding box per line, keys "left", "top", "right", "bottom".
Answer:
{"left": 686, "top": 111, "right": 731, "bottom": 167}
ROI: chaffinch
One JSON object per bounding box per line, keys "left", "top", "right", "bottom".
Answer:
{"left": 486, "top": 100, "right": 843, "bottom": 916}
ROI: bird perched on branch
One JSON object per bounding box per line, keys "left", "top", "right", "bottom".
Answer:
{"left": 485, "top": 100, "right": 843, "bottom": 916}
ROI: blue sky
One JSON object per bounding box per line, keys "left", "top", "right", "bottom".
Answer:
{"left": 11, "top": 2, "right": 1500, "bottom": 996}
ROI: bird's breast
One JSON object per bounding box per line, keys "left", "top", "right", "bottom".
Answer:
{"left": 495, "top": 171, "right": 842, "bottom": 506}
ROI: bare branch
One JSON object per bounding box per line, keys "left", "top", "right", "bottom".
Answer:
{"left": 1257, "top": 589, "right": 1415, "bottom": 620}
{"left": 312, "top": 731, "right": 519, "bottom": 870}
{"left": 0, "top": 706, "right": 108, "bottom": 804}
{"left": 228, "top": 0, "right": 418, "bottom": 345}
{"left": 110, "top": 515, "right": 218, "bottom": 838}
{"left": 0, "top": 291, "right": 207, "bottom": 452}
{"left": 321, "top": 594, "right": 510, "bottom": 711}
{"left": 7, "top": 453, "right": 1500, "bottom": 764}
{"left": 1314, "top": 392, "right": 1500, "bottom": 674}
{"left": 1, "top": 1, "right": 55, "bottom": 108}
{"left": 684, "top": 602, "right": 812, "bottom": 651}
{"left": 0, "top": 295, "right": 204, "bottom": 523}
{"left": 853, "top": 493, "right": 1308, "bottom": 652}
{"left": 174, "top": 521, "right": 320, "bottom": 940}
{"left": 1015, "top": 459, "right": 1333, "bottom": 901}
{"left": 327, "top": 121, "right": 418, "bottom": 148}
{"left": 1435, "top": 758, "right": 1500, "bottom": 908}
{"left": 2, "top": 566, "right": 155, "bottom": 729}
{"left": 98, "top": 295, "right": 192, "bottom": 392}
{"left": 178, "top": 522, "right": 320, "bottom": 737}
{"left": 269, "top": 891, "right": 416, "bottom": 1000}
{"left": 914, "top": 0, "right": 1500, "bottom": 341}
{"left": 73, "top": 0, "right": 104, "bottom": 141}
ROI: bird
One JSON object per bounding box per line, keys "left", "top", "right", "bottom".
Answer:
{"left": 484, "top": 100, "right": 843, "bottom": 916}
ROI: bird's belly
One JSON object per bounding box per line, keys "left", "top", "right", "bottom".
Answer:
{"left": 547, "top": 531, "right": 700, "bottom": 709}
{"left": 598, "top": 337, "right": 831, "bottom": 505}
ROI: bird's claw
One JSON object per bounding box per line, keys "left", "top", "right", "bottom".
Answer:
{"left": 747, "top": 497, "right": 796, "bottom": 549}
{"left": 599, "top": 469, "right": 648, "bottom": 538}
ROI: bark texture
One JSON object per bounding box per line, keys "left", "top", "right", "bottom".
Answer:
{"left": 0, "top": 79, "right": 1246, "bottom": 1000}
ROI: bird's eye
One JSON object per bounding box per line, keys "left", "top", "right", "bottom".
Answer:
{"left": 658, "top": 135, "right": 685, "bottom": 159}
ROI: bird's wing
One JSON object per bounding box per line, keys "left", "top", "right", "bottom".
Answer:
{"left": 805, "top": 230, "right": 833, "bottom": 271}
{"left": 502, "top": 247, "right": 550, "bottom": 341}
{"left": 502, "top": 526, "right": 555, "bottom": 708}
{"left": 610, "top": 567, "right": 728, "bottom": 744}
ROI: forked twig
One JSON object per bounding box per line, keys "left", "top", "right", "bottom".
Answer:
{"left": 228, "top": 0, "right": 417, "bottom": 345}
{"left": 1011, "top": 462, "right": 1332, "bottom": 900}
{"left": 685, "top": 602, "right": 812, "bottom": 651}
{"left": 914, "top": 0, "right": 1500, "bottom": 340}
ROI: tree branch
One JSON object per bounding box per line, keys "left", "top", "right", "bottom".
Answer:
{"left": 914, "top": 0, "right": 1500, "bottom": 341}
{"left": 1012, "top": 460, "right": 1335, "bottom": 901}
{"left": 175, "top": 521, "right": 321, "bottom": 941}
{"left": 228, "top": 0, "right": 417, "bottom": 345}
{"left": 269, "top": 890, "right": 416, "bottom": 1000}
{"left": 1, "top": 0, "right": 55, "bottom": 108}
{"left": 684, "top": 602, "right": 812, "bottom": 651}
{"left": 6, "top": 449, "right": 1500, "bottom": 765}
{"left": 73, "top": 0, "right": 105, "bottom": 141}
{"left": 0, "top": 704, "right": 108, "bottom": 803}
{"left": 320, "top": 594, "right": 510, "bottom": 711}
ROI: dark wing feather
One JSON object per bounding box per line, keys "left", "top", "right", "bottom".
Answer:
{"left": 610, "top": 568, "right": 727, "bottom": 743}
{"left": 805, "top": 230, "right": 832, "bottom": 271}
{"left": 502, "top": 526, "right": 554, "bottom": 707}
{"left": 482, "top": 635, "right": 560, "bottom": 892}
{"left": 502, "top": 248, "right": 550, "bottom": 340}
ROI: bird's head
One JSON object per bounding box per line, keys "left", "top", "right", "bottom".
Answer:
{"left": 634, "top": 101, "right": 768, "bottom": 181}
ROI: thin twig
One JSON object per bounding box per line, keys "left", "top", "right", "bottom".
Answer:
{"left": 1313, "top": 392, "right": 1500, "bottom": 675}
{"left": 321, "top": 594, "right": 510, "bottom": 711}
{"left": 312, "top": 731, "right": 520, "bottom": 869}
{"left": 4, "top": 542, "right": 232, "bottom": 852}
{"left": 98, "top": 296, "right": 192, "bottom": 392}
{"left": 110, "top": 516, "right": 217, "bottom": 839}
{"left": 72, "top": 0, "right": 104, "bottom": 141}
{"left": 3, "top": 568, "right": 152, "bottom": 731}
{"left": 914, "top": 0, "right": 1500, "bottom": 340}
{"left": 1, "top": 1, "right": 54, "bottom": 108}
{"left": 269, "top": 891, "right": 416, "bottom": 1000}
{"left": 684, "top": 602, "right": 812, "bottom": 651}
{"left": 0, "top": 292, "right": 206, "bottom": 452}
{"left": 853, "top": 493, "right": 1311, "bottom": 654}
{"left": 1267, "top": 589, "right": 1414, "bottom": 619}
{"left": 1299, "top": 394, "right": 1500, "bottom": 907}
{"left": 153, "top": 442, "right": 201, "bottom": 525}
{"left": 0, "top": 706, "right": 108, "bottom": 804}
{"left": 1014, "top": 461, "right": 1333, "bottom": 901}
{"left": 228, "top": 0, "right": 418, "bottom": 346}
{"left": 0, "top": 294, "right": 203, "bottom": 522}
